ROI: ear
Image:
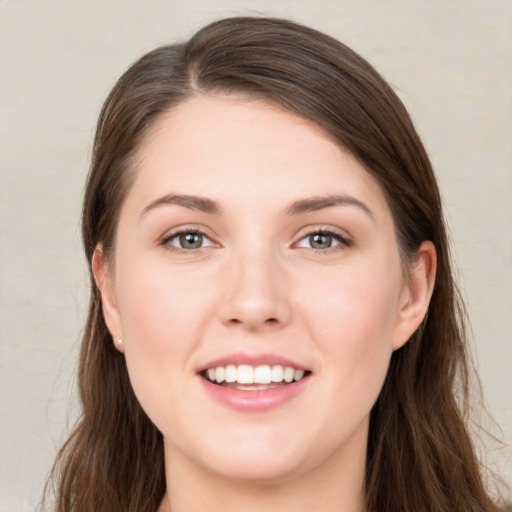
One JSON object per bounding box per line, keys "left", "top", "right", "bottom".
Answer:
{"left": 92, "top": 244, "right": 124, "bottom": 353}
{"left": 392, "top": 240, "right": 437, "bottom": 351}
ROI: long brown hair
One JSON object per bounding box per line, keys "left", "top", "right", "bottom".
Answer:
{"left": 42, "top": 16, "right": 506, "bottom": 512}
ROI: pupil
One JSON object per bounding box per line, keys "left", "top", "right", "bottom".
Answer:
{"left": 310, "top": 233, "right": 331, "bottom": 249}
{"left": 180, "top": 233, "right": 202, "bottom": 249}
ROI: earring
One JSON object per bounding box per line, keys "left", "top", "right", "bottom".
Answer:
{"left": 116, "top": 338, "right": 123, "bottom": 345}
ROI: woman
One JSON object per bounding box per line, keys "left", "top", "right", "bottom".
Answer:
{"left": 43, "top": 16, "right": 506, "bottom": 512}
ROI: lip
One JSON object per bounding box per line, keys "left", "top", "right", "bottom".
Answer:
{"left": 197, "top": 352, "right": 310, "bottom": 372}
{"left": 196, "top": 352, "right": 312, "bottom": 412}
{"left": 198, "top": 373, "right": 311, "bottom": 412}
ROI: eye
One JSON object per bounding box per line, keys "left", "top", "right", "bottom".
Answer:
{"left": 163, "top": 230, "right": 214, "bottom": 250}
{"left": 295, "top": 230, "right": 350, "bottom": 251}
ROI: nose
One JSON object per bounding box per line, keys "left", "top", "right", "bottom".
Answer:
{"left": 218, "top": 251, "right": 292, "bottom": 331}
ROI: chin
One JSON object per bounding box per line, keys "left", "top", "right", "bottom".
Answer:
{"left": 164, "top": 424, "right": 314, "bottom": 485}
{"left": 202, "top": 426, "right": 344, "bottom": 486}
{"left": 201, "top": 450, "right": 310, "bottom": 485}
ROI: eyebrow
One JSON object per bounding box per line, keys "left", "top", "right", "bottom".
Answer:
{"left": 141, "top": 194, "right": 221, "bottom": 217}
{"left": 140, "top": 192, "right": 374, "bottom": 220}
{"left": 286, "top": 194, "right": 374, "bottom": 220}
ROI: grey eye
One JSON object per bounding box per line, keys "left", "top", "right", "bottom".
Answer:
{"left": 180, "top": 233, "right": 203, "bottom": 249}
{"left": 309, "top": 233, "right": 334, "bottom": 249}
{"left": 296, "top": 231, "right": 344, "bottom": 250}
{"left": 167, "top": 231, "right": 213, "bottom": 250}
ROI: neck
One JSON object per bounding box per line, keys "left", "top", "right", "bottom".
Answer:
{"left": 158, "top": 433, "right": 367, "bottom": 512}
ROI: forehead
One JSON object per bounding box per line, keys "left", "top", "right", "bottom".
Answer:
{"left": 127, "top": 94, "right": 389, "bottom": 218}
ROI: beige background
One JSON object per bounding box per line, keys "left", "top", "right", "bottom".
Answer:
{"left": 0, "top": 1, "right": 511, "bottom": 510}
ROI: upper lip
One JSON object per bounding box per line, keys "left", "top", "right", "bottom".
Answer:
{"left": 197, "top": 352, "right": 310, "bottom": 372}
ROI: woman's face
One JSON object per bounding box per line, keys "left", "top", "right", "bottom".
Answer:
{"left": 96, "top": 94, "right": 432, "bottom": 484}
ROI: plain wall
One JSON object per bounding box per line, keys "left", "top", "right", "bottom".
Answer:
{"left": 0, "top": 1, "right": 510, "bottom": 510}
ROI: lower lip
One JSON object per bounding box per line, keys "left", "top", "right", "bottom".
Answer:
{"left": 198, "top": 375, "right": 311, "bottom": 412}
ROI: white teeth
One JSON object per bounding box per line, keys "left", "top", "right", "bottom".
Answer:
{"left": 215, "top": 366, "right": 225, "bottom": 383}
{"left": 271, "top": 365, "right": 284, "bottom": 382}
{"left": 225, "top": 364, "right": 237, "bottom": 383}
{"left": 283, "top": 367, "right": 295, "bottom": 383}
{"left": 237, "top": 365, "right": 254, "bottom": 384}
{"left": 205, "top": 364, "right": 308, "bottom": 385}
{"left": 254, "top": 365, "right": 272, "bottom": 384}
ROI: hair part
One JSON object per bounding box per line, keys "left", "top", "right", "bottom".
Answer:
{"left": 42, "top": 16, "right": 505, "bottom": 512}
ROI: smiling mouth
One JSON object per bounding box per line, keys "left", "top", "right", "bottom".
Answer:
{"left": 200, "top": 364, "right": 311, "bottom": 390}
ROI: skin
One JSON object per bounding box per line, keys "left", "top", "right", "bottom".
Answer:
{"left": 93, "top": 94, "right": 436, "bottom": 512}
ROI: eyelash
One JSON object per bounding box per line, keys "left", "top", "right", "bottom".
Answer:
{"left": 161, "top": 228, "right": 214, "bottom": 252}
{"left": 295, "top": 228, "right": 352, "bottom": 253}
{"left": 161, "top": 227, "right": 352, "bottom": 253}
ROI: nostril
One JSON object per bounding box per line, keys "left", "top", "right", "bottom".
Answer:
{"left": 226, "top": 317, "right": 279, "bottom": 327}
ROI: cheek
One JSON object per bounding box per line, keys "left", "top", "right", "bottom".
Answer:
{"left": 303, "top": 257, "right": 401, "bottom": 346}
{"left": 299, "top": 260, "right": 401, "bottom": 417}
{"left": 113, "top": 256, "right": 219, "bottom": 414}
{"left": 116, "top": 260, "right": 217, "bottom": 356}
